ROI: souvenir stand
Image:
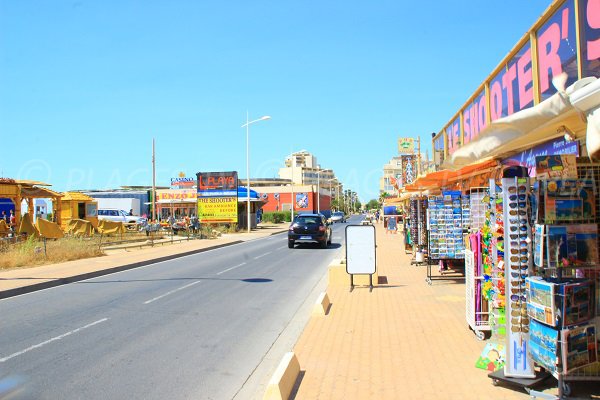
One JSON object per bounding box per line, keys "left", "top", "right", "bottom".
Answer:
{"left": 466, "top": 187, "right": 493, "bottom": 340}
{"left": 524, "top": 159, "right": 600, "bottom": 398}
{"left": 487, "top": 159, "right": 600, "bottom": 398}
{"left": 426, "top": 190, "right": 468, "bottom": 285}
{"left": 408, "top": 196, "right": 427, "bottom": 259}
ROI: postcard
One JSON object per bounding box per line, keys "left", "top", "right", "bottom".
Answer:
{"left": 534, "top": 224, "right": 544, "bottom": 267}
{"left": 536, "top": 155, "right": 577, "bottom": 180}
{"left": 561, "top": 323, "right": 598, "bottom": 374}
{"left": 546, "top": 226, "right": 568, "bottom": 268}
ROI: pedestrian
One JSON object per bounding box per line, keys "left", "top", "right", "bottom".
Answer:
{"left": 1, "top": 210, "right": 7, "bottom": 224}
{"left": 128, "top": 209, "right": 134, "bottom": 216}
{"left": 9, "top": 209, "right": 16, "bottom": 231}
{"left": 375, "top": 210, "right": 380, "bottom": 223}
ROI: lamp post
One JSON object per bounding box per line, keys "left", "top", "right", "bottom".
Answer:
{"left": 316, "top": 168, "right": 320, "bottom": 214}
{"left": 241, "top": 113, "right": 271, "bottom": 233}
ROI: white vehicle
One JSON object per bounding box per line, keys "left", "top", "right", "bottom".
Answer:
{"left": 330, "top": 211, "right": 346, "bottom": 223}
{"left": 97, "top": 209, "right": 145, "bottom": 225}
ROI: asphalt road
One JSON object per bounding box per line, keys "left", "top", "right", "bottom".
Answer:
{"left": 0, "top": 216, "right": 360, "bottom": 400}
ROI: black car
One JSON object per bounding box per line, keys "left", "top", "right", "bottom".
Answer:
{"left": 288, "top": 213, "right": 332, "bottom": 249}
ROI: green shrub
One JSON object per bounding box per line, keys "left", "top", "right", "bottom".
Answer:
{"left": 263, "top": 211, "right": 291, "bottom": 223}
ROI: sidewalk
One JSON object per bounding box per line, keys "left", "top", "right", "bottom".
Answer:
{"left": 0, "top": 223, "right": 289, "bottom": 299}
{"left": 291, "top": 223, "right": 600, "bottom": 399}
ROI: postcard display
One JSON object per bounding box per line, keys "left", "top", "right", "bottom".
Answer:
{"left": 427, "top": 191, "right": 467, "bottom": 261}
{"left": 502, "top": 177, "right": 536, "bottom": 378}
{"left": 524, "top": 175, "right": 600, "bottom": 390}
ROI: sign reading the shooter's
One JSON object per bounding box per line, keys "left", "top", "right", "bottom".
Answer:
{"left": 196, "top": 171, "right": 238, "bottom": 223}
{"left": 198, "top": 197, "right": 238, "bottom": 223}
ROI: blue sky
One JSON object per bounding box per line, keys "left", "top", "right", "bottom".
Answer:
{"left": 0, "top": 1, "right": 551, "bottom": 202}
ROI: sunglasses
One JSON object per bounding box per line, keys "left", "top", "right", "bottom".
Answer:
{"left": 509, "top": 218, "right": 528, "bottom": 225}
{"left": 511, "top": 308, "right": 528, "bottom": 317}
{"left": 508, "top": 185, "right": 528, "bottom": 194}
{"left": 509, "top": 233, "right": 528, "bottom": 240}
{"left": 510, "top": 248, "right": 528, "bottom": 255}
{"left": 509, "top": 194, "right": 527, "bottom": 201}
{"left": 510, "top": 272, "right": 528, "bottom": 279}
{"left": 511, "top": 317, "right": 530, "bottom": 325}
{"left": 509, "top": 225, "right": 528, "bottom": 232}
{"left": 510, "top": 256, "right": 529, "bottom": 271}
{"left": 508, "top": 202, "right": 527, "bottom": 209}
{"left": 510, "top": 240, "right": 528, "bottom": 247}
{"left": 509, "top": 209, "right": 527, "bottom": 216}
{"left": 511, "top": 325, "right": 530, "bottom": 333}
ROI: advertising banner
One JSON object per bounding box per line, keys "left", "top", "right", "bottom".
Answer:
{"left": 196, "top": 171, "right": 239, "bottom": 223}
{"left": 198, "top": 197, "right": 238, "bottom": 223}
{"left": 397, "top": 138, "right": 415, "bottom": 154}
{"left": 401, "top": 155, "right": 417, "bottom": 185}
{"left": 197, "top": 171, "right": 238, "bottom": 197}
{"left": 156, "top": 189, "right": 197, "bottom": 201}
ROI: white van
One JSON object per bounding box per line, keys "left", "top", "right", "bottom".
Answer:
{"left": 97, "top": 209, "right": 145, "bottom": 225}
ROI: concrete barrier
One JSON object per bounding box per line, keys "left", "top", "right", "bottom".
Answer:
{"left": 312, "top": 292, "right": 331, "bottom": 316}
{"left": 328, "top": 258, "right": 378, "bottom": 287}
{"left": 263, "top": 352, "right": 300, "bottom": 400}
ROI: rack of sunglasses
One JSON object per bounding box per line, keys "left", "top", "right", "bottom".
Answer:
{"left": 502, "top": 177, "right": 537, "bottom": 378}
{"left": 409, "top": 197, "right": 427, "bottom": 254}
{"left": 469, "top": 187, "right": 488, "bottom": 231}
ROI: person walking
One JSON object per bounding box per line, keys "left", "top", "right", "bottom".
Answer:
{"left": 9, "top": 209, "right": 16, "bottom": 232}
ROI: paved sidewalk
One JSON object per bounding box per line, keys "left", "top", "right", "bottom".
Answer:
{"left": 292, "top": 223, "right": 600, "bottom": 399}
{"left": 0, "top": 224, "right": 288, "bottom": 298}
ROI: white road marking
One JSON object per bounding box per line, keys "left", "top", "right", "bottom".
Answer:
{"left": 143, "top": 281, "right": 201, "bottom": 304}
{"left": 216, "top": 262, "right": 247, "bottom": 275}
{"left": 277, "top": 246, "right": 287, "bottom": 250}
{"left": 0, "top": 318, "right": 109, "bottom": 363}
{"left": 253, "top": 252, "right": 272, "bottom": 260}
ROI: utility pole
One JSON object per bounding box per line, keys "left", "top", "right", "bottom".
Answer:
{"left": 152, "top": 138, "right": 156, "bottom": 222}
{"left": 416, "top": 136, "right": 421, "bottom": 176}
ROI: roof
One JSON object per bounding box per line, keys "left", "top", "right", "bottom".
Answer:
{"left": 61, "top": 192, "right": 94, "bottom": 201}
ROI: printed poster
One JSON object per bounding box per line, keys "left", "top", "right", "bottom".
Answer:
{"left": 535, "top": 155, "right": 577, "bottom": 179}
{"left": 198, "top": 197, "right": 238, "bottom": 223}
{"left": 561, "top": 324, "right": 598, "bottom": 374}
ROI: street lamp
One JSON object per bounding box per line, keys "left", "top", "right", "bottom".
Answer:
{"left": 316, "top": 168, "right": 320, "bottom": 214}
{"left": 241, "top": 113, "right": 271, "bottom": 233}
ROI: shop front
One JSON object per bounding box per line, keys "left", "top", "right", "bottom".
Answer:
{"left": 419, "top": 0, "right": 600, "bottom": 394}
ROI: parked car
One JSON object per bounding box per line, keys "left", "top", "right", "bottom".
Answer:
{"left": 330, "top": 211, "right": 346, "bottom": 223}
{"left": 97, "top": 209, "right": 145, "bottom": 225}
{"left": 288, "top": 213, "right": 332, "bottom": 249}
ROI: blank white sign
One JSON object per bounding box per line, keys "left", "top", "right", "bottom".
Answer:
{"left": 345, "top": 225, "right": 376, "bottom": 274}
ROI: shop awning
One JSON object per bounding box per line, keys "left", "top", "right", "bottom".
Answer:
{"left": 445, "top": 78, "right": 596, "bottom": 170}
{"left": 403, "top": 159, "right": 499, "bottom": 192}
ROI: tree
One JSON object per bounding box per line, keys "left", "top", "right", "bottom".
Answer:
{"left": 366, "top": 199, "right": 379, "bottom": 210}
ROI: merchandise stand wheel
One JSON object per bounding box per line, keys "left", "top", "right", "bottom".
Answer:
{"left": 487, "top": 369, "right": 552, "bottom": 395}
{"left": 475, "top": 330, "right": 486, "bottom": 341}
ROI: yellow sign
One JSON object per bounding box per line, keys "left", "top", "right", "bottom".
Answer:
{"left": 157, "top": 189, "right": 197, "bottom": 201}
{"left": 198, "top": 197, "right": 238, "bottom": 223}
{"left": 398, "top": 137, "right": 415, "bottom": 154}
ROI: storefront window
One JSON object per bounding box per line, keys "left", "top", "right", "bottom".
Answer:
{"left": 537, "top": 0, "right": 578, "bottom": 100}
{"left": 579, "top": 0, "right": 600, "bottom": 78}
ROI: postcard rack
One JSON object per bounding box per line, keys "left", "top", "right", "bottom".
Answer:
{"left": 425, "top": 191, "right": 466, "bottom": 285}
{"left": 528, "top": 163, "right": 600, "bottom": 398}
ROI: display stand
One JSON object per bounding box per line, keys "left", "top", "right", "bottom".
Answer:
{"left": 426, "top": 191, "right": 466, "bottom": 285}
{"left": 488, "top": 369, "right": 552, "bottom": 394}
{"left": 466, "top": 246, "right": 491, "bottom": 340}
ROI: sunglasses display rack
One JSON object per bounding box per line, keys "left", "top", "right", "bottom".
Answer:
{"left": 409, "top": 197, "right": 427, "bottom": 253}
{"left": 502, "top": 177, "right": 536, "bottom": 378}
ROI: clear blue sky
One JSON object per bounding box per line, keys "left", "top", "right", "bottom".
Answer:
{"left": 0, "top": 1, "right": 551, "bottom": 203}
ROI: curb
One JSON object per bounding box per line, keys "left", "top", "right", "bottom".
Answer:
{"left": 0, "top": 240, "right": 243, "bottom": 300}
{"left": 263, "top": 352, "right": 300, "bottom": 400}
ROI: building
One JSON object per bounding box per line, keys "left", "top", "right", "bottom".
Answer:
{"left": 380, "top": 156, "right": 403, "bottom": 195}
{"left": 278, "top": 150, "right": 341, "bottom": 201}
